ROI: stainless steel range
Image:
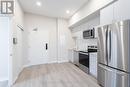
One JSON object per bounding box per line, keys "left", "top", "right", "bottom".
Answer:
{"left": 78, "top": 46, "right": 97, "bottom": 74}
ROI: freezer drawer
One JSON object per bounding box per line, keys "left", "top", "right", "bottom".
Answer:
{"left": 98, "top": 64, "right": 129, "bottom": 87}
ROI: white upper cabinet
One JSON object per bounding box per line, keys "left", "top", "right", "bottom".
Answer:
{"left": 69, "top": 0, "right": 116, "bottom": 28}
{"left": 72, "top": 31, "right": 83, "bottom": 39}
{"left": 100, "top": 0, "right": 130, "bottom": 25}
{"left": 100, "top": 4, "right": 114, "bottom": 25}
{"left": 114, "top": 0, "right": 130, "bottom": 22}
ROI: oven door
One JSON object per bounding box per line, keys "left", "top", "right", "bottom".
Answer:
{"left": 79, "top": 52, "right": 89, "bottom": 73}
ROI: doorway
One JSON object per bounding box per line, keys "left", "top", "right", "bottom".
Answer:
{"left": 28, "top": 29, "right": 49, "bottom": 65}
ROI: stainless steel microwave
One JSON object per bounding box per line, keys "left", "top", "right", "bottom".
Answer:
{"left": 83, "top": 28, "right": 94, "bottom": 39}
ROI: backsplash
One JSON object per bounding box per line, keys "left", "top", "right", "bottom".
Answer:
{"left": 71, "top": 14, "right": 100, "bottom": 51}
{"left": 76, "top": 39, "right": 97, "bottom": 51}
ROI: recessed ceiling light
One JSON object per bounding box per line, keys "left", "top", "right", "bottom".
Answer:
{"left": 66, "top": 10, "right": 70, "bottom": 14}
{"left": 36, "top": 1, "right": 42, "bottom": 6}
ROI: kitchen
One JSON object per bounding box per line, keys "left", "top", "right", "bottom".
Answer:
{"left": 69, "top": 18, "right": 99, "bottom": 78}
{"left": 69, "top": 0, "right": 130, "bottom": 86}
{"left": 0, "top": 0, "right": 130, "bottom": 87}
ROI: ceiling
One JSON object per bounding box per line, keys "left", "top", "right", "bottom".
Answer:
{"left": 18, "top": 0, "right": 88, "bottom": 19}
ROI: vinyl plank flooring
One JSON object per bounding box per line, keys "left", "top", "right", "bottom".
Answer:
{"left": 13, "top": 63, "right": 100, "bottom": 87}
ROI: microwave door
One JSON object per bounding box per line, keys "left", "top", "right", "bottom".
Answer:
{"left": 98, "top": 25, "right": 108, "bottom": 65}
{"left": 83, "top": 29, "right": 94, "bottom": 39}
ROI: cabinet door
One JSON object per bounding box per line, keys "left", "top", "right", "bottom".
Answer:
{"left": 114, "top": 0, "right": 130, "bottom": 22}
{"left": 100, "top": 4, "right": 114, "bottom": 25}
{"left": 72, "top": 31, "right": 82, "bottom": 39}
{"left": 73, "top": 51, "right": 79, "bottom": 65}
{"left": 89, "top": 53, "right": 97, "bottom": 78}
{"left": 68, "top": 50, "right": 74, "bottom": 63}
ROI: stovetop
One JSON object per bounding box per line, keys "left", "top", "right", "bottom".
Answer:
{"left": 88, "top": 46, "right": 97, "bottom": 52}
{"left": 88, "top": 46, "right": 97, "bottom": 49}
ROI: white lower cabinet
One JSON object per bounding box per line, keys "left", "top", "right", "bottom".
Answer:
{"left": 68, "top": 50, "right": 79, "bottom": 65}
{"left": 73, "top": 51, "right": 79, "bottom": 65}
{"left": 68, "top": 49, "right": 74, "bottom": 63}
{"left": 89, "top": 53, "right": 97, "bottom": 78}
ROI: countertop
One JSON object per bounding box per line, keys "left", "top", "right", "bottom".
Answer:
{"left": 68, "top": 48, "right": 97, "bottom": 53}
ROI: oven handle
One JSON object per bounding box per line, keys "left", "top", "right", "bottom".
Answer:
{"left": 79, "top": 52, "right": 88, "bottom": 55}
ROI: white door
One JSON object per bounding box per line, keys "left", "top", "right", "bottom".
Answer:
{"left": 28, "top": 30, "right": 49, "bottom": 65}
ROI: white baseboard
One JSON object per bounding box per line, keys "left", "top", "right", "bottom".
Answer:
{"left": 58, "top": 60, "right": 69, "bottom": 63}
{"left": 12, "top": 66, "right": 24, "bottom": 85}
{"left": 23, "top": 61, "right": 58, "bottom": 68}
{"left": 48, "top": 61, "right": 58, "bottom": 64}
{"left": 23, "top": 60, "right": 69, "bottom": 68}
{"left": 23, "top": 64, "right": 31, "bottom": 68}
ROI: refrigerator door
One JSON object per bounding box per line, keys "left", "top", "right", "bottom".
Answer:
{"left": 98, "top": 64, "right": 129, "bottom": 87}
{"left": 108, "top": 20, "right": 130, "bottom": 72}
{"left": 97, "top": 25, "right": 108, "bottom": 65}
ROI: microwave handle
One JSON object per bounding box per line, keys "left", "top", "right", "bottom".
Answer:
{"left": 92, "top": 28, "right": 95, "bottom": 38}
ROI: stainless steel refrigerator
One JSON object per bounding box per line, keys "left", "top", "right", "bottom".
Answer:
{"left": 97, "top": 20, "right": 130, "bottom": 87}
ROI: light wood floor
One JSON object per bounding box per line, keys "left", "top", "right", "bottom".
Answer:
{"left": 13, "top": 63, "right": 100, "bottom": 87}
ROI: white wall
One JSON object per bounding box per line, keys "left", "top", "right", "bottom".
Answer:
{"left": 24, "top": 13, "right": 58, "bottom": 65}
{"left": 0, "top": 1, "right": 23, "bottom": 86}
{"left": 57, "top": 19, "right": 74, "bottom": 63}
{"left": 69, "top": 0, "right": 116, "bottom": 27}
{"left": 100, "top": 0, "right": 130, "bottom": 25}
{"left": 24, "top": 14, "right": 74, "bottom": 65}
{"left": 0, "top": 17, "right": 9, "bottom": 82}
{"left": 9, "top": 0, "right": 25, "bottom": 85}
{"left": 71, "top": 14, "right": 100, "bottom": 50}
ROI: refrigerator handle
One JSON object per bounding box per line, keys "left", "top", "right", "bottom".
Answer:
{"left": 107, "top": 28, "right": 112, "bottom": 63}
{"left": 109, "top": 30, "right": 111, "bottom": 62}
{"left": 106, "top": 27, "right": 109, "bottom": 64}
